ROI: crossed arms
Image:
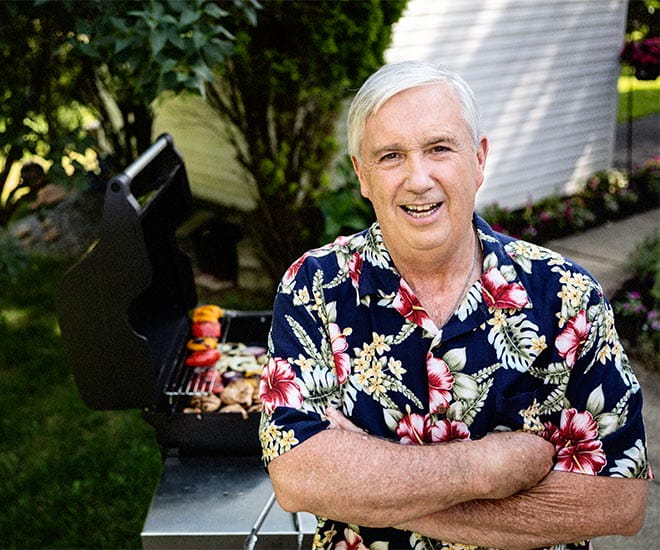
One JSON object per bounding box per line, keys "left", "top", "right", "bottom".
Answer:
{"left": 268, "top": 409, "right": 648, "bottom": 550}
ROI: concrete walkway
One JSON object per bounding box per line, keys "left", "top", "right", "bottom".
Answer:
{"left": 546, "top": 208, "right": 659, "bottom": 298}
{"left": 546, "top": 209, "right": 659, "bottom": 549}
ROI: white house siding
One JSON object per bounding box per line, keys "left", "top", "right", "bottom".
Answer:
{"left": 384, "top": 0, "right": 628, "bottom": 210}
{"left": 152, "top": 94, "right": 258, "bottom": 211}
{"left": 153, "top": 0, "right": 627, "bottom": 213}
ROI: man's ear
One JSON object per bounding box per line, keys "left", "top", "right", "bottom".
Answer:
{"left": 351, "top": 155, "right": 370, "bottom": 199}
{"left": 475, "top": 136, "right": 489, "bottom": 191}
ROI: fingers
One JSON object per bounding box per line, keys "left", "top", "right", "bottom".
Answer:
{"left": 325, "top": 407, "right": 365, "bottom": 433}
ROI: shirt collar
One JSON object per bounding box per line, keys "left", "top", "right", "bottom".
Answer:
{"left": 356, "top": 215, "right": 531, "bottom": 308}
{"left": 355, "top": 223, "right": 400, "bottom": 298}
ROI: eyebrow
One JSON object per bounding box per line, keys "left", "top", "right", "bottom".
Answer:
{"left": 368, "top": 134, "right": 461, "bottom": 160}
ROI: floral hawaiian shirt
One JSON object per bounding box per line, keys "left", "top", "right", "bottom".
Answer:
{"left": 259, "top": 214, "right": 652, "bottom": 550}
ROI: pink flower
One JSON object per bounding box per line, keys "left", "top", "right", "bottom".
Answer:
{"left": 329, "top": 323, "right": 351, "bottom": 384}
{"left": 397, "top": 413, "right": 470, "bottom": 445}
{"left": 259, "top": 357, "right": 303, "bottom": 414}
{"left": 335, "top": 527, "right": 368, "bottom": 550}
{"left": 543, "top": 409, "right": 606, "bottom": 475}
{"left": 426, "top": 353, "right": 454, "bottom": 414}
{"left": 393, "top": 279, "right": 435, "bottom": 332}
{"left": 333, "top": 235, "right": 352, "bottom": 247}
{"left": 347, "top": 251, "right": 362, "bottom": 289}
{"left": 281, "top": 253, "right": 308, "bottom": 287}
{"left": 556, "top": 310, "right": 591, "bottom": 367}
{"left": 481, "top": 266, "right": 529, "bottom": 309}
{"left": 430, "top": 418, "right": 471, "bottom": 443}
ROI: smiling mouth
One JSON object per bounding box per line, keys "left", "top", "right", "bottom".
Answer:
{"left": 401, "top": 203, "right": 442, "bottom": 218}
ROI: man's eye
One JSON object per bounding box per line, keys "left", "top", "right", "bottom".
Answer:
{"left": 380, "top": 152, "right": 399, "bottom": 161}
{"left": 432, "top": 145, "right": 450, "bottom": 153}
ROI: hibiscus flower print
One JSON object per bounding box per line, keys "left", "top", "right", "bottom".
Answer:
{"left": 481, "top": 266, "right": 529, "bottom": 309}
{"left": 347, "top": 252, "right": 362, "bottom": 289}
{"left": 334, "top": 527, "right": 368, "bottom": 550}
{"left": 397, "top": 413, "right": 470, "bottom": 445}
{"left": 427, "top": 352, "right": 454, "bottom": 414}
{"left": 259, "top": 357, "right": 303, "bottom": 414}
{"left": 556, "top": 309, "right": 591, "bottom": 367}
{"left": 393, "top": 279, "right": 436, "bottom": 333}
{"left": 329, "top": 323, "right": 351, "bottom": 384}
{"left": 431, "top": 418, "right": 471, "bottom": 443}
{"left": 282, "top": 253, "right": 308, "bottom": 287}
{"left": 543, "top": 408, "right": 606, "bottom": 475}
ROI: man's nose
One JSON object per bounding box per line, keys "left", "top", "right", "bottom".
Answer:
{"left": 403, "top": 154, "right": 434, "bottom": 194}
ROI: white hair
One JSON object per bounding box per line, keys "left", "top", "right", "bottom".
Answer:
{"left": 347, "top": 61, "right": 483, "bottom": 160}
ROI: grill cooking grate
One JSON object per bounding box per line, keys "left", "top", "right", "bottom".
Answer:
{"left": 163, "top": 311, "right": 269, "bottom": 401}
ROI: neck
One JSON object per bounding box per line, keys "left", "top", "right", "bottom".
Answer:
{"left": 392, "top": 226, "right": 481, "bottom": 327}
{"left": 393, "top": 226, "right": 478, "bottom": 288}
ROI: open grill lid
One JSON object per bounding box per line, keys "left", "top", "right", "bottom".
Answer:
{"left": 57, "top": 134, "right": 197, "bottom": 410}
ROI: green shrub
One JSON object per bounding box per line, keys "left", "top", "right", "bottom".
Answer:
{"left": 320, "top": 157, "right": 375, "bottom": 242}
{"left": 612, "top": 229, "right": 660, "bottom": 362}
{"left": 0, "top": 230, "right": 27, "bottom": 285}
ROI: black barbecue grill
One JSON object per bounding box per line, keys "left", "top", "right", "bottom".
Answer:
{"left": 56, "top": 134, "right": 315, "bottom": 548}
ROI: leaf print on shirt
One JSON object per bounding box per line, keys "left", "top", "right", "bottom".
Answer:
{"left": 486, "top": 310, "right": 543, "bottom": 372}
{"left": 585, "top": 384, "right": 622, "bottom": 439}
{"left": 324, "top": 239, "right": 363, "bottom": 304}
{"left": 610, "top": 439, "right": 653, "bottom": 479}
{"left": 543, "top": 408, "right": 606, "bottom": 475}
{"left": 438, "top": 347, "right": 493, "bottom": 426}
{"left": 362, "top": 223, "right": 396, "bottom": 272}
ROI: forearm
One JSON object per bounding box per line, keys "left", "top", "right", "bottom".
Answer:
{"left": 397, "top": 472, "right": 649, "bottom": 550}
{"left": 268, "top": 427, "right": 554, "bottom": 528}
{"left": 270, "top": 428, "right": 483, "bottom": 527}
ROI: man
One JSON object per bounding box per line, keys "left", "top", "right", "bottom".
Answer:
{"left": 259, "top": 61, "right": 651, "bottom": 549}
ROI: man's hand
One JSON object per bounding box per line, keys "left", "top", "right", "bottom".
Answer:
{"left": 474, "top": 431, "right": 555, "bottom": 499}
{"left": 325, "top": 407, "right": 366, "bottom": 433}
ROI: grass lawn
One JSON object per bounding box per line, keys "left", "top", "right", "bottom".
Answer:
{"left": 617, "top": 74, "right": 660, "bottom": 122}
{"left": 0, "top": 257, "right": 162, "bottom": 549}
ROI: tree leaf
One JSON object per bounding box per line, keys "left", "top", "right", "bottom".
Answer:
{"left": 114, "top": 37, "right": 135, "bottom": 54}
{"left": 204, "top": 3, "right": 229, "bottom": 19}
{"left": 179, "top": 9, "right": 201, "bottom": 27}
{"left": 150, "top": 30, "right": 167, "bottom": 56}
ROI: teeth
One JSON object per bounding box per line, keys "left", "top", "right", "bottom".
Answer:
{"left": 403, "top": 203, "right": 440, "bottom": 217}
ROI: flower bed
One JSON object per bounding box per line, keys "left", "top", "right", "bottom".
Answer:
{"left": 610, "top": 229, "right": 660, "bottom": 367}
{"left": 621, "top": 37, "right": 660, "bottom": 81}
{"left": 480, "top": 156, "right": 659, "bottom": 244}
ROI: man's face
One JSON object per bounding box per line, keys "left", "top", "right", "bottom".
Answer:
{"left": 352, "top": 83, "right": 488, "bottom": 265}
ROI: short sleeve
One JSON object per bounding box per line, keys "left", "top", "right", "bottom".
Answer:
{"left": 259, "top": 257, "right": 338, "bottom": 467}
{"left": 557, "top": 289, "right": 653, "bottom": 479}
